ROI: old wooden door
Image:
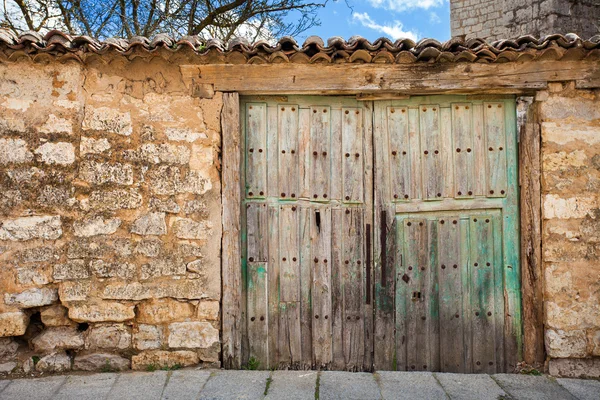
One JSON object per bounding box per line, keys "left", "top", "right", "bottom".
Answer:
{"left": 372, "top": 96, "right": 521, "bottom": 373}
{"left": 240, "top": 95, "right": 521, "bottom": 372}
{"left": 240, "top": 96, "right": 374, "bottom": 371}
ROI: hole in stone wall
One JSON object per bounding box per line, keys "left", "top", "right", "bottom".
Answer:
{"left": 77, "top": 323, "right": 90, "bottom": 332}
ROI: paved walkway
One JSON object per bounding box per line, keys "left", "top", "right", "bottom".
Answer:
{"left": 0, "top": 370, "right": 599, "bottom": 400}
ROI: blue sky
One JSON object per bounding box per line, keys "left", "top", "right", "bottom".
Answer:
{"left": 294, "top": 0, "right": 451, "bottom": 42}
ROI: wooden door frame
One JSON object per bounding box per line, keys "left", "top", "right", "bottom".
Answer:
{"left": 221, "top": 90, "right": 545, "bottom": 370}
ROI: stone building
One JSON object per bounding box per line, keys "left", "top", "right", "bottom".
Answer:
{"left": 450, "top": 0, "right": 600, "bottom": 41}
{"left": 0, "top": 30, "right": 599, "bottom": 377}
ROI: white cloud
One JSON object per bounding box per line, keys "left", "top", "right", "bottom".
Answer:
{"left": 352, "top": 12, "right": 418, "bottom": 41}
{"left": 367, "top": 0, "right": 445, "bottom": 12}
{"left": 429, "top": 12, "right": 441, "bottom": 24}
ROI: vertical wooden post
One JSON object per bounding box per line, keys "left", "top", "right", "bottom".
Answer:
{"left": 221, "top": 92, "right": 242, "bottom": 369}
{"left": 518, "top": 97, "right": 545, "bottom": 367}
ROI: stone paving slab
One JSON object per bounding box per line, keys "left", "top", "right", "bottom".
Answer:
{"left": 54, "top": 373, "right": 118, "bottom": 400}
{"left": 557, "top": 378, "right": 600, "bottom": 400}
{"left": 435, "top": 373, "right": 506, "bottom": 400}
{"left": 378, "top": 371, "right": 448, "bottom": 400}
{"left": 492, "top": 374, "right": 578, "bottom": 400}
{"left": 199, "top": 370, "right": 270, "bottom": 400}
{"left": 265, "top": 370, "right": 318, "bottom": 400}
{"left": 0, "top": 381, "right": 9, "bottom": 394}
{"left": 320, "top": 371, "right": 381, "bottom": 400}
{"left": 0, "top": 376, "right": 66, "bottom": 400}
{"left": 162, "top": 370, "right": 212, "bottom": 400}
{"left": 107, "top": 370, "right": 169, "bottom": 400}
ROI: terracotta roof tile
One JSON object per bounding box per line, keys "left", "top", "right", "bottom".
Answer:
{"left": 0, "top": 29, "right": 599, "bottom": 64}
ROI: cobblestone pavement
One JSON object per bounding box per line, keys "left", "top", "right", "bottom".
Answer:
{"left": 0, "top": 370, "right": 599, "bottom": 400}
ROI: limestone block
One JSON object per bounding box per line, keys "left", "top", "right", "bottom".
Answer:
{"left": 73, "top": 353, "right": 130, "bottom": 371}
{"left": 197, "top": 300, "right": 219, "bottom": 321}
{"left": 135, "top": 239, "right": 162, "bottom": 257}
{"left": 181, "top": 171, "right": 212, "bottom": 195}
{"left": 0, "top": 138, "right": 33, "bottom": 164}
{"left": 186, "top": 259, "right": 204, "bottom": 274}
{"left": 32, "top": 326, "right": 84, "bottom": 352}
{"left": 543, "top": 194, "right": 597, "bottom": 220}
{"left": 78, "top": 161, "right": 134, "bottom": 185}
{"left": 16, "top": 246, "right": 56, "bottom": 263}
{"left": 0, "top": 312, "right": 28, "bottom": 337}
{"left": 90, "top": 260, "right": 136, "bottom": 279}
{"left": 131, "top": 350, "right": 199, "bottom": 370}
{"left": 198, "top": 342, "right": 220, "bottom": 363}
{"left": 549, "top": 358, "right": 600, "bottom": 378}
{"left": 83, "top": 107, "right": 132, "bottom": 136}
{"left": 545, "top": 329, "right": 588, "bottom": 358}
{"left": 167, "top": 322, "right": 219, "bottom": 349}
{"left": 38, "top": 114, "right": 73, "bottom": 135}
{"left": 4, "top": 288, "right": 58, "bottom": 308}
{"left": 131, "top": 212, "right": 167, "bottom": 236}
{"left": 36, "top": 352, "right": 71, "bottom": 372}
{"left": 0, "top": 338, "right": 19, "bottom": 361}
{"left": 0, "top": 216, "right": 62, "bottom": 241}
{"left": 68, "top": 302, "right": 135, "bottom": 323}
{"left": 67, "top": 237, "right": 132, "bottom": 259}
{"left": 41, "top": 305, "right": 74, "bottom": 327}
{"left": 165, "top": 127, "right": 207, "bottom": 142}
{"left": 140, "top": 257, "right": 185, "bottom": 280}
{"left": 85, "top": 324, "right": 132, "bottom": 350}
{"left": 149, "top": 197, "right": 180, "bottom": 214}
{"left": 136, "top": 299, "right": 194, "bottom": 324}
{"left": 89, "top": 189, "right": 143, "bottom": 211}
{"left": 17, "top": 265, "right": 52, "bottom": 286}
{"left": 58, "top": 281, "right": 91, "bottom": 302}
{"left": 543, "top": 150, "right": 587, "bottom": 171}
{"left": 80, "top": 137, "right": 111, "bottom": 155}
{"left": 73, "top": 216, "right": 122, "bottom": 237}
{"left": 53, "top": 259, "right": 90, "bottom": 280}
{"left": 173, "top": 218, "right": 212, "bottom": 240}
{"left": 590, "top": 330, "right": 600, "bottom": 356}
{"left": 147, "top": 166, "right": 212, "bottom": 195}
{"left": 0, "top": 362, "right": 16, "bottom": 373}
{"left": 135, "top": 143, "right": 190, "bottom": 164}
{"left": 133, "top": 325, "right": 162, "bottom": 350}
{"left": 34, "top": 142, "right": 75, "bottom": 165}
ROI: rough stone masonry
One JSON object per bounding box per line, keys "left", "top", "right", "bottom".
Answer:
{"left": 0, "top": 58, "right": 222, "bottom": 373}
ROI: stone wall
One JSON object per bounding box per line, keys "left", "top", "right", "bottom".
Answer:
{"left": 0, "top": 58, "right": 222, "bottom": 373}
{"left": 450, "top": 0, "right": 600, "bottom": 41}
{"left": 538, "top": 82, "right": 600, "bottom": 377}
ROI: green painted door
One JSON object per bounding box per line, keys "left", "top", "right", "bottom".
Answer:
{"left": 240, "top": 95, "right": 521, "bottom": 372}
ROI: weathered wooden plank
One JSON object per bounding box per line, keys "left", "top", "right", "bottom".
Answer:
{"left": 221, "top": 92, "right": 242, "bottom": 369}
{"left": 425, "top": 219, "right": 440, "bottom": 371}
{"left": 395, "top": 216, "right": 407, "bottom": 371}
{"left": 373, "top": 101, "right": 396, "bottom": 371}
{"left": 472, "top": 103, "right": 486, "bottom": 196}
{"left": 330, "top": 108, "right": 343, "bottom": 202}
{"left": 438, "top": 216, "right": 464, "bottom": 373}
{"left": 484, "top": 102, "right": 508, "bottom": 197}
{"left": 246, "top": 103, "right": 267, "bottom": 198}
{"left": 342, "top": 207, "right": 365, "bottom": 370}
{"left": 388, "top": 106, "right": 411, "bottom": 202}
{"left": 469, "top": 215, "right": 496, "bottom": 374}
{"left": 278, "top": 104, "right": 299, "bottom": 199}
{"left": 246, "top": 202, "right": 268, "bottom": 263}
{"left": 342, "top": 108, "right": 364, "bottom": 203}
{"left": 311, "top": 206, "right": 333, "bottom": 368}
{"left": 299, "top": 205, "right": 313, "bottom": 368}
{"left": 298, "top": 107, "right": 311, "bottom": 200}
{"left": 419, "top": 105, "right": 443, "bottom": 200}
{"left": 518, "top": 99, "right": 544, "bottom": 367}
{"left": 408, "top": 107, "right": 422, "bottom": 200}
{"left": 492, "top": 213, "right": 506, "bottom": 373}
{"left": 266, "top": 105, "right": 279, "bottom": 198}
{"left": 194, "top": 61, "right": 600, "bottom": 94}
{"left": 278, "top": 301, "right": 302, "bottom": 368}
{"left": 267, "top": 204, "right": 280, "bottom": 368}
{"left": 310, "top": 106, "right": 331, "bottom": 202}
{"left": 395, "top": 197, "right": 505, "bottom": 213}
{"left": 452, "top": 103, "right": 474, "bottom": 199}
{"left": 459, "top": 217, "right": 472, "bottom": 373}
{"left": 279, "top": 205, "right": 300, "bottom": 302}
{"left": 440, "top": 107, "right": 454, "bottom": 198}
{"left": 331, "top": 207, "right": 345, "bottom": 369}
{"left": 362, "top": 102, "right": 374, "bottom": 372}
{"left": 247, "top": 261, "right": 269, "bottom": 368}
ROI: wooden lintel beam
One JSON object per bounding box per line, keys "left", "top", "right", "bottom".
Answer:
{"left": 188, "top": 60, "right": 600, "bottom": 95}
